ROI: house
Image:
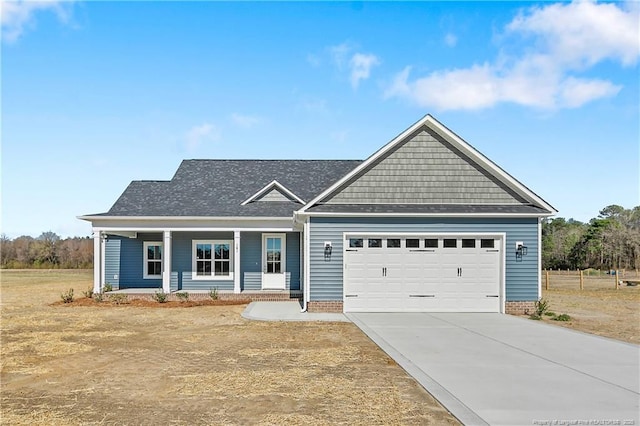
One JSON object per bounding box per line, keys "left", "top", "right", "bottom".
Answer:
{"left": 79, "top": 115, "right": 556, "bottom": 314}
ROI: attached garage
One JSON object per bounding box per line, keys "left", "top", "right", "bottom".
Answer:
{"left": 343, "top": 234, "right": 503, "bottom": 312}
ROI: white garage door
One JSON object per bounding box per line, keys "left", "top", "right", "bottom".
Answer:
{"left": 344, "top": 235, "right": 502, "bottom": 312}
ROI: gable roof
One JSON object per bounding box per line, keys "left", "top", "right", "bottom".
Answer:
{"left": 241, "top": 180, "right": 306, "bottom": 205}
{"left": 89, "top": 160, "right": 362, "bottom": 218}
{"left": 298, "top": 115, "right": 556, "bottom": 215}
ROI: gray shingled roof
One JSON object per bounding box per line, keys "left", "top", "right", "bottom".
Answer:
{"left": 103, "top": 160, "right": 363, "bottom": 217}
{"left": 306, "top": 204, "right": 550, "bottom": 215}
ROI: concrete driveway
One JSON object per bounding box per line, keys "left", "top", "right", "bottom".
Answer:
{"left": 347, "top": 313, "right": 639, "bottom": 426}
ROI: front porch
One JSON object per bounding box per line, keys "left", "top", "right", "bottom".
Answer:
{"left": 108, "top": 288, "right": 302, "bottom": 302}
{"left": 92, "top": 226, "right": 303, "bottom": 297}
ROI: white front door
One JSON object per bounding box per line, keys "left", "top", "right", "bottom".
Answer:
{"left": 262, "top": 234, "right": 286, "bottom": 289}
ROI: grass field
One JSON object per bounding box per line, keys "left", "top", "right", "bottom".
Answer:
{"left": 0, "top": 270, "right": 458, "bottom": 425}
{"left": 537, "top": 271, "right": 640, "bottom": 344}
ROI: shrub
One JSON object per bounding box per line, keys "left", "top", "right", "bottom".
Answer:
{"left": 553, "top": 313, "right": 571, "bottom": 322}
{"left": 153, "top": 290, "right": 168, "bottom": 303}
{"left": 61, "top": 288, "right": 74, "bottom": 303}
{"left": 82, "top": 287, "right": 94, "bottom": 299}
{"left": 544, "top": 311, "right": 556, "bottom": 317}
{"left": 209, "top": 287, "right": 218, "bottom": 300}
{"left": 103, "top": 283, "right": 113, "bottom": 292}
{"left": 535, "top": 298, "right": 550, "bottom": 317}
{"left": 529, "top": 314, "right": 541, "bottom": 320}
{"left": 176, "top": 292, "right": 189, "bottom": 302}
{"left": 108, "top": 294, "right": 128, "bottom": 305}
{"left": 93, "top": 292, "right": 104, "bottom": 303}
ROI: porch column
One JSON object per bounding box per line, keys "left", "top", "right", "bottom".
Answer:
{"left": 234, "top": 231, "right": 241, "bottom": 293}
{"left": 93, "top": 230, "right": 102, "bottom": 294}
{"left": 162, "top": 230, "right": 172, "bottom": 293}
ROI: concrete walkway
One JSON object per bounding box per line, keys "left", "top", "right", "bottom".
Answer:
{"left": 348, "top": 312, "right": 639, "bottom": 426}
{"left": 241, "top": 301, "right": 349, "bottom": 322}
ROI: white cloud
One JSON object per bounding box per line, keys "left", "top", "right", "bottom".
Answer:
{"left": 444, "top": 33, "right": 457, "bottom": 48}
{"left": 385, "top": 1, "right": 639, "bottom": 111}
{"left": 328, "top": 42, "right": 380, "bottom": 89}
{"left": 329, "top": 42, "right": 353, "bottom": 69}
{"left": 1, "top": 0, "right": 74, "bottom": 43}
{"left": 349, "top": 53, "right": 380, "bottom": 89}
{"left": 230, "top": 113, "right": 263, "bottom": 128}
{"left": 184, "top": 123, "right": 220, "bottom": 152}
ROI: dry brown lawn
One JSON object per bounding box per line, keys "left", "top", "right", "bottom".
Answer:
{"left": 541, "top": 287, "right": 640, "bottom": 344}
{"left": 0, "top": 270, "right": 458, "bottom": 425}
{"left": 538, "top": 271, "right": 640, "bottom": 344}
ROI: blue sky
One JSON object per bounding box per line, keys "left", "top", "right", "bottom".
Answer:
{"left": 2, "top": 0, "right": 638, "bottom": 238}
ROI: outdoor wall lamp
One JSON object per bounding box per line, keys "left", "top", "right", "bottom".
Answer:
{"left": 324, "top": 241, "right": 332, "bottom": 260}
{"left": 515, "top": 241, "right": 528, "bottom": 261}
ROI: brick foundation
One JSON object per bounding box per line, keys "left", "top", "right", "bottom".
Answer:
{"left": 111, "top": 291, "right": 302, "bottom": 303}
{"left": 505, "top": 301, "right": 536, "bottom": 315}
{"left": 306, "top": 301, "right": 344, "bottom": 313}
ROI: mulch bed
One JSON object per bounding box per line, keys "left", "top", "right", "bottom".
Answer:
{"left": 52, "top": 297, "right": 251, "bottom": 308}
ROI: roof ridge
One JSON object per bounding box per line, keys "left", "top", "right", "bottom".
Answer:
{"left": 182, "top": 159, "right": 362, "bottom": 162}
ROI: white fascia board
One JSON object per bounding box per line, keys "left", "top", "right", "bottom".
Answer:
{"left": 78, "top": 215, "right": 292, "bottom": 221}
{"left": 297, "top": 114, "right": 557, "bottom": 215}
{"left": 96, "top": 227, "right": 295, "bottom": 232}
{"left": 240, "top": 180, "right": 305, "bottom": 206}
{"left": 299, "top": 211, "right": 555, "bottom": 218}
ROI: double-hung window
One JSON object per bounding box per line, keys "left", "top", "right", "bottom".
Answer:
{"left": 193, "top": 240, "right": 233, "bottom": 279}
{"left": 143, "top": 242, "right": 163, "bottom": 279}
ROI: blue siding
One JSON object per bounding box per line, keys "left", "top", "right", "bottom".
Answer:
{"left": 106, "top": 230, "right": 302, "bottom": 292}
{"left": 171, "top": 232, "right": 234, "bottom": 291}
{"left": 309, "top": 217, "right": 539, "bottom": 302}
{"left": 286, "top": 232, "right": 301, "bottom": 290}
{"left": 240, "top": 232, "right": 262, "bottom": 290}
{"left": 107, "top": 233, "right": 163, "bottom": 289}
{"left": 104, "top": 238, "right": 121, "bottom": 290}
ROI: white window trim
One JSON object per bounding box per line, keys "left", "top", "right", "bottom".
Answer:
{"left": 192, "top": 239, "right": 234, "bottom": 281}
{"left": 143, "top": 241, "right": 163, "bottom": 279}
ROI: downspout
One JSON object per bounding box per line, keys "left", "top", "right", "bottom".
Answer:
{"left": 301, "top": 217, "right": 310, "bottom": 312}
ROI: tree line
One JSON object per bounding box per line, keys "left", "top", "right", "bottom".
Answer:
{"left": 1, "top": 205, "right": 639, "bottom": 270}
{"left": 543, "top": 205, "right": 640, "bottom": 270}
{"left": 0, "top": 232, "right": 93, "bottom": 269}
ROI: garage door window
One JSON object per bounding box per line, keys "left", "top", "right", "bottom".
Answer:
{"left": 387, "top": 238, "right": 401, "bottom": 248}
{"left": 481, "top": 239, "right": 495, "bottom": 248}
{"left": 368, "top": 238, "right": 382, "bottom": 248}
{"left": 443, "top": 239, "right": 457, "bottom": 248}
{"left": 425, "top": 238, "right": 438, "bottom": 248}
{"left": 462, "top": 239, "right": 476, "bottom": 248}
{"left": 349, "top": 238, "right": 363, "bottom": 248}
{"left": 406, "top": 238, "right": 419, "bottom": 248}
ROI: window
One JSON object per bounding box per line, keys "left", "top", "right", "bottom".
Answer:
{"left": 368, "top": 238, "right": 382, "bottom": 248}
{"left": 193, "top": 240, "right": 233, "bottom": 279}
{"left": 443, "top": 239, "right": 457, "bottom": 248}
{"left": 462, "top": 239, "right": 476, "bottom": 248}
{"left": 349, "top": 238, "right": 363, "bottom": 248}
{"left": 387, "top": 238, "right": 401, "bottom": 248}
{"left": 406, "top": 238, "right": 420, "bottom": 248}
{"left": 425, "top": 238, "right": 438, "bottom": 248}
{"left": 481, "top": 239, "right": 495, "bottom": 248}
{"left": 143, "top": 242, "right": 162, "bottom": 279}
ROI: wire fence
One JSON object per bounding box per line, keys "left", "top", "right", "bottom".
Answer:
{"left": 542, "top": 269, "right": 640, "bottom": 290}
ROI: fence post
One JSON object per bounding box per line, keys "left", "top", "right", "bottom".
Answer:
{"left": 579, "top": 269, "right": 584, "bottom": 290}
{"left": 614, "top": 269, "right": 619, "bottom": 289}
{"left": 545, "top": 270, "right": 549, "bottom": 290}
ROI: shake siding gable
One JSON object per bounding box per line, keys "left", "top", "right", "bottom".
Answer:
{"left": 323, "top": 128, "right": 527, "bottom": 205}
{"left": 308, "top": 217, "right": 539, "bottom": 302}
